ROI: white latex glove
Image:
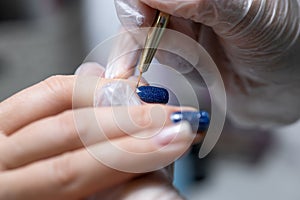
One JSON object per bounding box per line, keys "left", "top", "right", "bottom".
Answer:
{"left": 110, "top": 0, "right": 300, "bottom": 128}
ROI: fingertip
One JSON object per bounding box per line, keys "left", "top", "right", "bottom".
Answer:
{"left": 115, "top": 0, "right": 157, "bottom": 28}
{"left": 152, "top": 121, "right": 193, "bottom": 147}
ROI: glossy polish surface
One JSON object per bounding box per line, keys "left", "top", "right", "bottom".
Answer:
{"left": 136, "top": 86, "right": 169, "bottom": 104}
{"left": 171, "top": 111, "right": 210, "bottom": 132}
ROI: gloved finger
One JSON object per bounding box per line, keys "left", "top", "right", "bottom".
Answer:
{"left": 110, "top": 0, "right": 161, "bottom": 79}
{"left": 105, "top": 28, "right": 141, "bottom": 79}
{"left": 115, "top": 0, "right": 200, "bottom": 38}
{"left": 140, "top": 0, "right": 253, "bottom": 31}
{"left": 116, "top": 0, "right": 299, "bottom": 77}
{"left": 114, "top": 0, "right": 205, "bottom": 76}
{"left": 140, "top": 0, "right": 300, "bottom": 69}
{"left": 115, "top": 0, "right": 157, "bottom": 29}
{"left": 74, "top": 62, "right": 105, "bottom": 77}
{"left": 0, "top": 122, "right": 193, "bottom": 199}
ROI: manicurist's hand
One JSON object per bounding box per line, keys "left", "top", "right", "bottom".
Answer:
{"left": 0, "top": 63, "right": 208, "bottom": 200}
{"left": 111, "top": 0, "right": 300, "bottom": 128}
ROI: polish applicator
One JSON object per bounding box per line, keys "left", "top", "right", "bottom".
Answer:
{"left": 136, "top": 11, "right": 170, "bottom": 87}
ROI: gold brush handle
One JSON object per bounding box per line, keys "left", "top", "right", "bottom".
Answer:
{"left": 136, "top": 12, "right": 170, "bottom": 87}
{"left": 138, "top": 12, "right": 170, "bottom": 73}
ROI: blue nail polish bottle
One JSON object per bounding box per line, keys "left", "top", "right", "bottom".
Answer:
{"left": 171, "top": 111, "right": 210, "bottom": 132}
{"left": 137, "top": 86, "right": 169, "bottom": 104}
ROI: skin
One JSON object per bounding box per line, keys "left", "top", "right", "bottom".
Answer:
{"left": 0, "top": 73, "right": 202, "bottom": 200}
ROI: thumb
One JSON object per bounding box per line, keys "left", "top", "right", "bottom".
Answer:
{"left": 140, "top": 0, "right": 253, "bottom": 32}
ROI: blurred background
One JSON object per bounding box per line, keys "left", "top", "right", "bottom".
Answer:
{"left": 1, "top": 1, "right": 300, "bottom": 199}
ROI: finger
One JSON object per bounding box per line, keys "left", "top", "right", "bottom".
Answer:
{"left": 115, "top": 0, "right": 201, "bottom": 39}
{"left": 0, "top": 75, "right": 74, "bottom": 135}
{"left": 74, "top": 62, "right": 106, "bottom": 77}
{"left": 140, "top": 0, "right": 254, "bottom": 30}
{"left": 105, "top": 28, "right": 141, "bottom": 79}
{"left": 115, "top": 0, "right": 204, "bottom": 76}
{"left": 0, "top": 148, "right": 135, "bottom": 200}
{"left": 0, "top": 122, "right": 193, "bottom": 200}
{"left": 115, "top": 0, "right": 157, "bottom": 29}
{"left": 0, "top": 75, "right": 137, "bottom": 135}
{"left": 93, "top": 170, "right": 183, "bottom": 200}
{"left": 0, "top": 105, "right": 196, "bottom": 170}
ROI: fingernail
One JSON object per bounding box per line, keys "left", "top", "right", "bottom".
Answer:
{"left": 170, "top": 111, "right": 210, "bottom": 132}
{"left": 153, "top": 122, "right": 193, "bottom": 147}
{"left": 115, "top": 0, "right": 145, "bottom": 27}
{"left": 136, "top": 86, "right": 169, "bottom": 104}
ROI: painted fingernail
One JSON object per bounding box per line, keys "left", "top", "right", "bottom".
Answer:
{"left": 136, "top": 86, "right": 169, "bottom": 104}
{"left": 170, "top": 111, "right": 210, "bottom": 132}
{"left": 153, "top": 122, "right": 193, "bottom": 147}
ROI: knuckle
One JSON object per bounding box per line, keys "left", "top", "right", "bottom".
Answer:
{"left": 51, "top": 154, "right": 77, "bottom": 187}
{"left": 130, "top": 105, "right": 153, "bottom": 128}
{"left": 43, "top": 75, "right": 67, "bottom": 93}
{"left": 130, "top": 105, "right": 166, "bottom": 128}
{"left": 42, "top": 75, "right": 72, "bottom": 102}
{"left": 55, "top": 111, "right": 79, "bottom": 144}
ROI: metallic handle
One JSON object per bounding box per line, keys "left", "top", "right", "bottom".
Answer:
{"left": 137, "top": 12, "right": 170, "bottom": 73}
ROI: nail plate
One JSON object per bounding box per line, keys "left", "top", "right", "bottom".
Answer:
{"left": 153, "top": 122, "right": 192, "bottom": 147}
{"left": 170, "top": 111, "right": 210, "bottom": 132}
{"left": 136, "top": 86, "right": 169, "bottom": 104}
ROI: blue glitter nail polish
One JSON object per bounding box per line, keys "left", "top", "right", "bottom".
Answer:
{"left": 170, "top": 111, "right": 210, "bottom": 132}
{"left": 136, "top": 86, "right": 169, "bottom": 104}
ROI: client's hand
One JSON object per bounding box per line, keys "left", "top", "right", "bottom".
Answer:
{"left": 0, "top": 63, "right": 205, "bottom": 199}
